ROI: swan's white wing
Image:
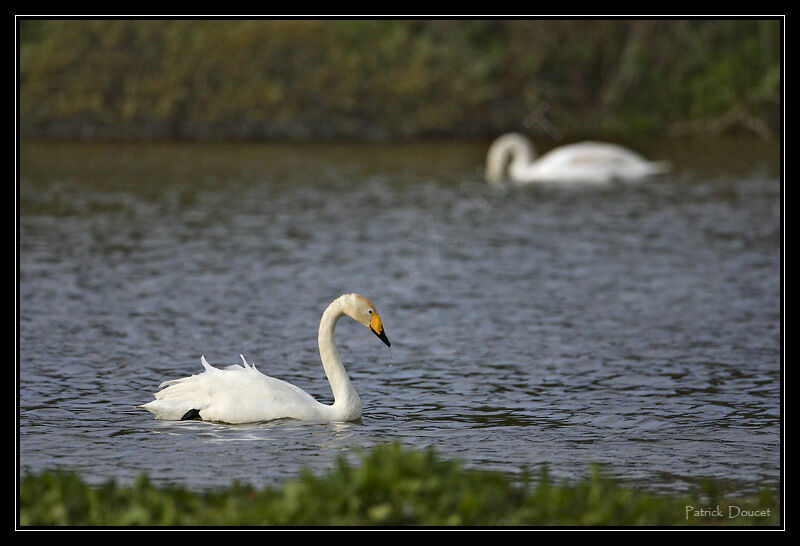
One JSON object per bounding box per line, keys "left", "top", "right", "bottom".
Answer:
{"left": 551, "top": 142, "right": 648, "bottom": 163}
{"left": 514, "top": 142, "right": 669, "bottom": 183}
{"left": 142, "top": 356, "right": 326, "bottom": 423}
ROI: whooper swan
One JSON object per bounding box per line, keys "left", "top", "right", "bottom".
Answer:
{"left": 140, "top": 293, "right": 391, "bottom": 424}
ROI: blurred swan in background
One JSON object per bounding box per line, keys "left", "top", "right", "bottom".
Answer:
{"left": 140, "top": 293, "right": 391, "bottom": 424}
{"left": 485, "top": 133, "right": 670, "bottom": 185}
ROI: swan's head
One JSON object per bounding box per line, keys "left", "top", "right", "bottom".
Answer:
{"left": 485, "top": 132, "right": 536, "bottom": 185}
{"left": 342, "top": 293, "right": 391, "bottom": 347}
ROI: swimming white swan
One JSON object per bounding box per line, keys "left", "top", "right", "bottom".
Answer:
{"left": 140, "top": 293, "right": 391, "bottom": 424}
{"left": 485, "top": 132, "right": 670, "bottom": 185}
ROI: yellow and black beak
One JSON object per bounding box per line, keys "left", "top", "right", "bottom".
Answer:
{"left": 369, "top": 313, "right": 391, "bottom": 347}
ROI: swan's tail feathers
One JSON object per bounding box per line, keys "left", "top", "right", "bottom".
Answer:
{"left": 201, "top": 355, "right": 213, "bottom": 371}
{"left": 648, "top": 160, "right": 672, "bottom": 175}
{"left": 158, "top": 373, "right": 197, "bottom": 389}
{"left": 141, "top": 398, "right": 199, "bottom": 421}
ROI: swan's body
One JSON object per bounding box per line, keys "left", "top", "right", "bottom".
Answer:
{"left": 485, "top": 133, "right": 670, "bottom": 185}
{"left": 140, "top": 293, "right": 390, "bottom": 424}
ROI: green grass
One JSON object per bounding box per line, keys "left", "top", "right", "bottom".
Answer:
{"left": 19, "top": 444, "right": 779, "bottom": 526}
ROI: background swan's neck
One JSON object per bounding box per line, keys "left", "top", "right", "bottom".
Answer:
{"left": 485, "top": 133, "right": 537, "bottom": 184}
{"left": 318, "top": 297, "right": 362, "bottom": 420}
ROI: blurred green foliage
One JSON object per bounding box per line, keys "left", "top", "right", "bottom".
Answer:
{"left": 20, "top": 444, "right": 778, "bottom": 526}
{"left": 19, "top": 19, "right": 780, "bottom": 141}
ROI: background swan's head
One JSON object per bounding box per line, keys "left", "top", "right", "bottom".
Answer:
{"left": 341, "top": 293, "right": 391, "bottom": 347}
{"left": 485, "top": 132, "right": 537, "bottom": 184}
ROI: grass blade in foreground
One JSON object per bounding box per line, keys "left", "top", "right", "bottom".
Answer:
{"left": 19, "top": 444, "right": 779, "bottom": 526}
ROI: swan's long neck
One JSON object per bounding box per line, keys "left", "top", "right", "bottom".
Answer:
{"left": 485, "top": 133, "right": 536, "bottom": 184}
{"left": 318, "top": 297, "right": 362, "bottom": 420}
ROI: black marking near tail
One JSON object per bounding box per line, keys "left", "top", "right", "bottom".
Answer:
{"left": 180, "top": 409, "right": 202, "bottom": 421}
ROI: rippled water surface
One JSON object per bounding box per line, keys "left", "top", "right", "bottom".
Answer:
{"left": 19, "top": 139, "right": 781, "bottom": 495}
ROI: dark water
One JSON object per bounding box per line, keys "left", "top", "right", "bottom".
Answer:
{"left": 18, "top": 139, "right": 781, "bottom": 495}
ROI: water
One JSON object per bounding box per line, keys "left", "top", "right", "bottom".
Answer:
{"left": 18, "top": 138, "right": 781, "bottom": 496}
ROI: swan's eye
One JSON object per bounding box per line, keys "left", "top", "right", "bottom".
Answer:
{"left": 368, "top": 309, "right": 373, "bottom": 315}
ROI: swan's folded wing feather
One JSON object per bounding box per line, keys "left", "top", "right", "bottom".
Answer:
{"left": 147, "top": 359, "right": 324, "bottom": 423}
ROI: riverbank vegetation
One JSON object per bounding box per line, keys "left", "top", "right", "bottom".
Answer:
{"left": 19, "top": 19, "right": 780, "bottom": 142}
{"left": 19, "top": 444, "right": 779, "bottom": 526}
